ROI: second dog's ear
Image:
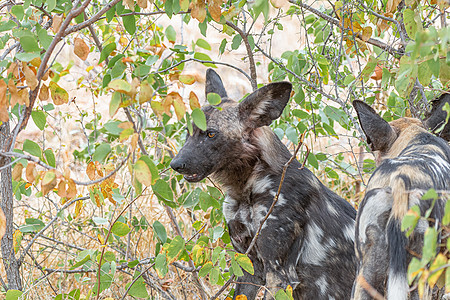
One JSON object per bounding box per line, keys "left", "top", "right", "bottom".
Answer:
{"left": 238, "top": 82, "right": 292, "bottom": 129}
{"left": 205, "top": 69, "right": 228, "bottom": 99}
{"left": 353, "top": 100, "right": 397, "bottom": 152}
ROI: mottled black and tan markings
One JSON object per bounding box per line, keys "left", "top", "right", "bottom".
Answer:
{"left": 352, "top": 100, "right": 450, "bottom": 300}
{"left": 171, "top": 69, "right": 357, "bottom": 300}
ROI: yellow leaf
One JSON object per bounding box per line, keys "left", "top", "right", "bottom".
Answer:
{"left": 12, "top": 163, "right": 23, "bottom": 181}
{"left": 134, "top": 160, "right": 152, "bottom": 186}
{"left": 179, "top": 75, "right": 196, "bottom": 85}
{"left": 334, "top": 1, "right": 343, "bottom": 19}
{"left": 39, "top": 84, "right": 49, "bottom": 101}
{"left": 151, "top": 101, "right": 164, "bottom": 117}
{"left": 74, "top": 200, "right": 83, "bottom": 218}
{"left": 49, "top": 81, "right": 69, "bottom": 105}
{"left": 352, "top": 21, "right": 363, "bottom": 33}
{"left": 235, "top": 295, "right": 248, "bottom": 300}
{"left": 108, "top": 79, "right": 132, "bottom": 94}
{"left": 429, "top": 253, "right": 447, "bottom": 288}
{"left": 26, "top": 162, "right": 38, "bottom": 183}
{"left": 119, "top": 37, "right": 128, "bottom": 47}
{"left": 189, "top": 91, "right": 201, "bottom": 110}
{"left": 30, "top": 57, "right": 41, "bottom": 68}
{"left": 139, "top": 81, "right": 153, "bottom": 104}
{"left": 97, "top": 234, "right": 105, "bottom": 244}
{"left": 13, "top": 230, "right": 22, "bottom": 254}
{"left": 361, "top": 26, "right": 372, "bottom": 42}
{"left": 74, "top": 38, "right": 90, "bottom": 60}
{"left": 180, "top": 0, "right": 189, "bottom": 10}
{"left": 0, "top": 207, "right": 5, "bottom": 240}
{"left": 170, "top": 93, "right": 186, "bottom": 120}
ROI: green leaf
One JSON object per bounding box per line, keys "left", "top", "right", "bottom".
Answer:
{"left": 235, "top": 253, "right": 254, "bottom": 275}
{"left": 231, "top": 34, "right": 242, "bottom": 50}
{"left": 20, "top": 35, "right": 40, "bottom": 52}
{"left": 152, "top": 220, "right": 167, "bottom": 243}
{"left": 0, "top": 20, "right": 17, "bottom": 32}
{"left": 155, "top": 253, "right": 168, "bottom": 277}
{"left": 127, "top": 259, "right": 139, "bottom": 268}
{"left": 193, "top": 52, "right": 216, "bottom": 67}
{"left": 210, "top": 266, "right": 220, "bottom": 284}
{"left": 422, "top": 227, "right": 437, "bottom": 263}
{"left": 219, "top": 39, "right": 227, "bottom": 55}
{"left": 165, "top": 25, "right": 177, "bottom": 42}
{"left": 111, "top": 221, "right": 131, "bottom": 237}
{"left": 360, "top": 56, "right": 378, "bottom": 81}
{"left": 31, "top": 110, "right": 46, "bottom": 130}
{"left": 403, "top": 9, "right": 418, "bottom": 38}
{"left": 422, "top": 188, "right": 438, "bottom": 200}
{"left": 99, "top": 42, "right": 116, "bottom": 63}
{"left": 11, "top": 5, "right": 25, "bottom": 21}
{"left": 443, "top": 200, "right": 450, "bottom": 226}
{"left": 6, "top": 290, "right": 23, "bottom": 300}
{"left": 196, "top": 38, "right": 211, "bottom": 50}
{"left": 111, "top": 60, "right": 126, "bottom": 78}
{"left": 126, "top": 273, "right": 149, "bottom": 298}
{"left": 23, "top": 139, "right": 43, "bottom": 159}
{"left": 152, "top": 179, "right": 173, "bottom": 201}
{"left": 418, "top": 62, "right": 432, "bottom": 86}
{"left": 44, "top": 149, "right": 56, "bottom": 168}
{"left": 199, "top": 261, "right": 213, "bottom": 277}
{"left": 70, "top": 255, "right": 91, "bottom": 270}
{"left": 47, "top": 0, "right": 57, "bottom": 11}
{"left": 199, "top": 191, "right": 220, "bottom": 211}
{"left": 166, "top": 235, "right": 185, "bottom": 263}
{"left": 109, "top": 92, "right": 121, "bottom": 117}
{"left": 207, "top": 93, "right": 221, "bottom": 105}
{"left": 20, "top": 218, "right": 45, "bottom": 233}
{"left": 15, "top": 52, "right": 40, "bottom": 62}
{"left": 285, "top": 127, "right": 298, "bottom": 144}
{"left": 92, "top": 144, "right": 111, "bottom": 163}
{"left": 37, "top": 27, "right": 52, "bottom": 50}
{"left": 108, "top": 79, "right": 132, "bottom": 94}
{"left": 134, "top": 160, "right": 152, "bottom": 186}
{"left": 230, "top": 256, "right": 244, "bottom": 277}
{"left": 122, "top": 14, "right": 136, "bottom": 35}
{"left": 307, "top": 153, "right": 318, "bottom": 169}
{"left": 192, "top": 108, "right": 207, "bottom": 131}
{"left": 401, "top": 205, "right": 420, "bottom": 237}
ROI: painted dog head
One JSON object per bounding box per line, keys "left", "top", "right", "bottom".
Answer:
{"left": 170, "top": 69, "right": 292, "bottom": 187}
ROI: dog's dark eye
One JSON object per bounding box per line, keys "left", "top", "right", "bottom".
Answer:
{"left": 207, "top": 131, "right": 216, "bottom": 138}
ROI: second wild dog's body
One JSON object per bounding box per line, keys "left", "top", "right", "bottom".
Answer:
{"left": 171, "top": 69, "right": 357, "bottom": 299}
{"left": 352, "top": 100, "right": 450, "bottom": 300}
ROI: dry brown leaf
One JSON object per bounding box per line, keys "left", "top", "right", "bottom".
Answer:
{"left": 74, "top": 38, "right": 90, "bottom": 60}
{"left": 66, "top": 179, "right": 77, "bottom": 199}
{"left": 207, "top": 0, "right": 223, "bottom": 22}
{"left": 7, "top": 62, "right": 19, "bottom": 79}
{"left": 386, "top": 0, "right": 402, "bottom": 13}
{"left": 18, "top": 88, "right": 30, "bottom": 106}
{"left": 86, "top": 161, "right": 96, "bottom": 180}
{"left": 270, "top": 0, "right": 288, "bottom": 8}
{"left": 190, "top": 0, "right": 207, "bottom": 23}
{"left": 131, "top": 133, "right": 139, "bottom": 151}
{"left": 23, "top": 65, "right": 38, "bottom": 91}
{"left": 0, "top": 80, "right": 8, "bottom": 122}
{"left": 137, "top": 0, "right": 148, "bottom": 8}
{"left": 42, "top": 70, "right": 49, "bottom": 81}
{"left": 8, "top": 79, "right": 20, "bottom": 107}
{"left": 118, "top": 121, "right": 133, "bottom": 130}
{"left": 361, "top": 26, "right": 373, "bottom": 42}
{"left": 57, "top": 180, "right": 67, "bottom": 198}
{"left": 0, "top": 207, "right": 6, "bottom": 241}
{"left": 26, "top": 162, "right": 38, "bottom": 182}
{"left": 39, "top": 84, "right": 49, "bottom": 101}
{"left": 12, "top": 163, "right": 23, "bottom": 181}
{"left": 123, "top": 0, "right": 135, "bottom": 10}
{"left": 52, "top": 14, "right": 63, "bottom": 33}
{"left": 371, "top": 65, "right": 383, "bottom": 81}
{"left": 139, "top": 81, "right": 153, "bottom": 104}
{"left": 41, "top": 170, "right": 57, "bottom": 196}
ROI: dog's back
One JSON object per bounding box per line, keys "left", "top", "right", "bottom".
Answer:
{"left": 352, "top": 100, "right": 450, "bottom": 300}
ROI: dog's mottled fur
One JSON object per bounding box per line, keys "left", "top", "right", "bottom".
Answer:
{"left": 171, "top": 69, "right": 357, "bottom": 299}
{"left": 352, "top": 100, "right": 450, "bottom": 300}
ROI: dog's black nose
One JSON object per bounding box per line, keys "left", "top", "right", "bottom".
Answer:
{"left": 170, "top": 158, "right": 186, "bottom": 173}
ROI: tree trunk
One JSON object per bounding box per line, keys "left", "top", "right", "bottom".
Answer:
{"left": 0, "top": 121, "right": 22, "bottom": 290}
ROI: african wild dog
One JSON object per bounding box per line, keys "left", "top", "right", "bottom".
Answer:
{"left": 352, "top": 100, "right": 450, "bottom": 300}
{"left": 170, "top": 69, "right": 357, "bottom": 299}
{"left": 425, "top": 93, "right": 450, "bottom": 142}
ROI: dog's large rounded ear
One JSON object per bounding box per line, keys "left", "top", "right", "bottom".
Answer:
{"left": 424, "top": 93, "right": 450, "bottom": 142}
{"left": 238, "top": 82, "right": 292, "bottom": 129}
{"left": 353, "top": 100, "right": 396, "bottom": 152}
{"left": 205, "top": 69, "right": 228, "bottom": 99}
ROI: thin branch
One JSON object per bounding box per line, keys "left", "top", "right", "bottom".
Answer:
{"left": 357, "top": 275, "right": 385, "bottom": 300}
{"left": 288, "top": 0, "right": 402, "bottom": 57}
{"left": 0, "top": 41, "right": 20, "bottom": 61}
{"left": 226, "top": 21, "right": 257, "bottom": 91}
{"left": 18, "top": 196, "right": 90, "bottom": 265}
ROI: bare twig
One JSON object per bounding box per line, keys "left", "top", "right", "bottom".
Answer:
{"left": 226, "top": 21, "right": 257, "bottom": 91}
{"left": 18, "top": 196, "right": 90, "bottom": 265}
{"left": 357, "top": 275, "right": 385, "bottom": 300}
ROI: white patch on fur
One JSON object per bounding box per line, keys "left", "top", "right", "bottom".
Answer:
{"left": 252, "top": 176, "right": 272, "bottom": 194}
{"left": 316, "top": 275, "right": 328, "bottom": 296}
{"left": 358, "top": 188, "right": 392, "bottom": 243}
{"left": 387, "top": 271, "right": 408, "bottom": 300}
{"left": 343, "top": 224, "right": 355, "bottom": 242}
{"left": 223, "top": 196, "right": 238, "bottom": 222}
{"left": 301, "top": 223, "right": 326, "bottom": 265}
{"left": 327, "top": 202, "right": 339, "bottom": 216}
